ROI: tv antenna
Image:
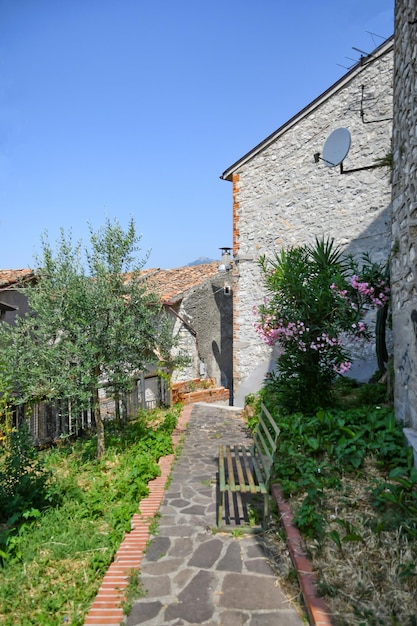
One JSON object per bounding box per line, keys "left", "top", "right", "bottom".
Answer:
{"left": 337, "top": 32, "right": 388, "bottom": 70}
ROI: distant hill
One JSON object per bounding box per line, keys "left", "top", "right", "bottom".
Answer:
{"left": 187, "top": 257, "right": 216, "bottom": 266}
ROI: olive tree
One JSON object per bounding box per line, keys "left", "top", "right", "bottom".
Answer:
{"left": 0, "top": 218, "right": 175, "bottom": 457}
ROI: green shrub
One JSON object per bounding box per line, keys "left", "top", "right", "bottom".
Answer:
{"left": 254, "top": 238, "right": 389, "bottom": 413}
{"left": 0, "top": 425, "right": 53, "bottom": 523}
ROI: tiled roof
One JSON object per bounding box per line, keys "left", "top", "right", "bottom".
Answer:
{"left": 0, "top": 269, "right": 35, "bottom": 289}
{"left": 0, "top": 264, "right": 220, "bottom": 302}
{"left": 128, "top": 262, "right": 220, "bottom": 303}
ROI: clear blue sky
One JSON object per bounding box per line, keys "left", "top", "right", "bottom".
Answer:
{"left": 0, "top": 0, "right": 394, "bottom": 270}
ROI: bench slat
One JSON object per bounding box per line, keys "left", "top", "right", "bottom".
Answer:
{"left": 254, "top": 429, "right": 275, "bottom": 467}
{"left": 218, "top": 444, "right": 226, "bottom": 491}
{"left": 239, "top": 446, "right": 258, "bottom": 493}
{"left": 234, "top": 446, "right": 249, "bottom": 492}
{"left": 261, "top": 403, "right": 280, "bottom": 438}
{"left": 225, "top": 445, "right": 236, "bottom": 491}
{"left": 256, "top": 413, "right": 276, "bottom": 453}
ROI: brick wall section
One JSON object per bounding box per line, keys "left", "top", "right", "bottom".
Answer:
{"left": 227, "top": 41, "right": 393, "bottom": 394}
{"left": 171, "top": 379, "right": 230, "bottom": 404}
{"left": 232, "top": 173, "right": 240, "bottom": 258}
{"left": 391, "top": 1, "right": 417, "bottom": 432}
{"left": 232, "top": 173, "right": 242, "bottom": 398}
{"left": 177, "top": 388, "right": 230, "bottom": 405}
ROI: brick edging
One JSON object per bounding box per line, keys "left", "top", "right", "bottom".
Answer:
{"left": 271, "top": 484, "right": 334, "bottom": 626}
{"left": 83, "top": 404, "right": 193, "bottom": 626}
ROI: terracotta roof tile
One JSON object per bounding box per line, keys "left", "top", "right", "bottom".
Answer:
{"left": 0, "top": 269, "right": 35, "bottom": 289}
{"left": 0, "top": 264, "right": 220, "bottom": 302}
{"left": 127, "top": 262, "right": 220, "bottom": 303}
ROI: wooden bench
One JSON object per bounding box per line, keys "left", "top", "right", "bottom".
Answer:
{"left": 218, "top": 402, "right": 280, "bottom": 529}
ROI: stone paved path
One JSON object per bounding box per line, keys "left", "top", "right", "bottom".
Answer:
{"left": 124, "top": 403, "right": 305, "bottom": 626}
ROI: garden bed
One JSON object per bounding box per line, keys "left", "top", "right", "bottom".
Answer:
{"left": 171, "top": 378, "right": 230, "bottom": 405}
{"left": 287, "top": 457, "right": 417, "bottom": 625}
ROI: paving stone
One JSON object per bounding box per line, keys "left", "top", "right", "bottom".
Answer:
{"left": 168, "top": 498, "right": 190, "bottom": 508}
{"left": 164, "top": 570, "right": 216, "bottom": 623}
{"left": 156, "top": 505, "right": 177, "bottom": 515}
{"left": 164, "top": 490, "right": 181, "bottom": 499}
{"left": 169, "top": 537, "right": 194, "bottom": 558}
{"left": 143, "top": 536, "right": 170, "bottom": 562}
{"left": 187, "top": 538, "right": 223, "bottom": 568}
{"left": 219, "top": 610, "right": 250, "bottom": 625}
{"left": 181, "top": 504, "right": 206, "bottom": 515}
{"left": 140, "top": 574, "right": 171, "bottom": 598}
{"left": 220, "top": 573, "right": 289, "bottom": 611}
{"left": 217, "top": 542, "right": 243, "bottom": 573}
{"left": 154, "top": 524, "right": 195, "bottom": 537}
{"left": 124, "top": 404, "right": 305, "bottom": 626}
{"left": 140, "top": 557, "right": 183, "bottom": 575}
{"left": 246, "top": 543, "right": 267, "bottom": 559}
{"left": 245, "top": 558, "right": 275, "bottom": 576}
{"left": 193, "top": 491, "right": 214, "bottom": 502}
{"left": 125, "top": 600, "right": 163, "bottom": 625}
{"left": 172, "top": 567, "right": 195, "bottom": 589}
{"left": 250, "top": 611, "right": 304, "bottom": 626}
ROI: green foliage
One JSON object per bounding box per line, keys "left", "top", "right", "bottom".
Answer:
{"left": 122, "top": 568, "right": 146, "bottom": 615}
{"left": 0, "top": 353, "right": 14, "bottom": 439}
{"left": 292, "top": 487, "right": 327, "bottom": 540}
{"left": 0, "top": 425, "right": 54, "bottom": 555}
{"left": 368, "top": 466, "right": 417, "bottom": 537}
{"left": 255, "top": 237, "right": 389, "bottom": 413}
{"left": 258, "top": 383, "right": 415, "bottom": 541}
{"left": 0, "top": 403, "right": 181, "bottom": 625}
{"left": 0, "top": 218, "right": 179, "bottom": 456}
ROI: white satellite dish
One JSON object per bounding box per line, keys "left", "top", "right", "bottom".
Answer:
{"left": 322, "top": 127, "right": 351, "bottom": 167}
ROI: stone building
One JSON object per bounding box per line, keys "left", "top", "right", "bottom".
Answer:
{"left": 144, "top": 262, "right": 233, "bottom": 396}
{"left": 221, "top": 37, "right": 394, "bottom": 405}
{"left": 0, "top": 269, "right": 35, "bottom": 324}
{"left": 391, "top": 0, "right": 417, "bottom": 458}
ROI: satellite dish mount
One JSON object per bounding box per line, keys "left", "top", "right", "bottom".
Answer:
{"left": 314, "top": 127, "right": 383, "bottom": 174}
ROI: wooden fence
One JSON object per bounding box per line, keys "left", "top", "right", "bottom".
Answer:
{"left": 12, "top": 371, "right": 169, "bottom": 447}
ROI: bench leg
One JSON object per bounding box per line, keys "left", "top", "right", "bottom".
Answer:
{"left": 218, "top": 489, "right": 224, "bottom": 527}
{"left": 263, "top": 494, "right": 269, "bottom": 528}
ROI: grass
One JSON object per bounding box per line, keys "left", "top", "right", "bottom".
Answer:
{"left": 0, "top": 404, "right": 182, "bottom": 626}
{"left": 301, "top": 461, "right": 417, "bottom": 625}
{"left": 121, "top": 569, "right": 146, "bottom": 615}
{"left": 257, "top": 378, "right": 417, "bottom": 625}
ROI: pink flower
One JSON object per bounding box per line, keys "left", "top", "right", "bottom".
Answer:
{"left": 334, "top": 361, "right": 351, "bottom": 374}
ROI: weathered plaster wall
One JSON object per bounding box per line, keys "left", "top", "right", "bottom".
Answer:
{"left": 0, "top": 290, "right": 31, "bottom": 325}
{"left": 170, "top": 276, "right": 233, "bottom": 399}
{"left": 391, "top": 0, "right": 417, "bottom": 434}
{"left": 228, "top": 42, "right": 393, "bottom": 403}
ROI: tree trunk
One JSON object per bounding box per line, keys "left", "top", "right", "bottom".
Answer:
{"left": 115, "top": 390, "right": 120, "bottom": 423}
{"left": 93, "top": 383, "right": 105, "bottom": 458}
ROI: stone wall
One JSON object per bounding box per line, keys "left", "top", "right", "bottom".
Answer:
{"left": 391, "top": 0, "right": 417, "bottom": 436}
{"left": 224, "top": 40, "right": 393, "bottom": 403}
{"left": 169, "top": 274, "right": 233, "bottom": 401}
